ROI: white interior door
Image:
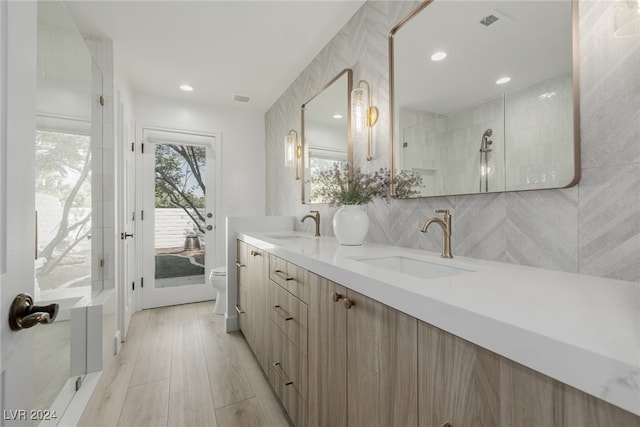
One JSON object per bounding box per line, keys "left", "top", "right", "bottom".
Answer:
{"left": 1, "top": 1, "right": 38, "bottom": 421}
{"left": 140, "top": 127, "right": 219, "bottom": 309}
{"left": 118, "top": 98, "right": 135, "bottom": 340}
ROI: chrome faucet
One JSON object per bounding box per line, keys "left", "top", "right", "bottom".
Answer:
{"left": 301, "top": 210, "right": 321, "bottom": 237}
{"left": 420, "top": 209, "right": 453, "bottom": 258}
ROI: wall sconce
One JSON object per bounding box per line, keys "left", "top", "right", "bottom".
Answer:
{"left": 284, "top": 129, "right": 302, "bottom": 180}
{"left": 351, "top": 80, "right": 378, "bottom": 161}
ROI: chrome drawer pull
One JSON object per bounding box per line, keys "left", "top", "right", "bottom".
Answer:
{"left": 274, "top": 305, "right": 293, "bottom": 321}
{"left": 236, "top": 261, "right": 245, "bottom": 268}
{"left": 273, "top": 362, "right": 293, "bottom": 386}
{"left": 273, "top": 269, "right": 294, "bottom": 281}
{"left": 235, "top": 305, "right": 245, "bottom": 314}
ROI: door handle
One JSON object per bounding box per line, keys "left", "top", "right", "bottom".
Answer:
{"left": 206, "top": 225, "right": 213, "bottom": 231}
{"left": 9, "top": 294, "right": 59, "bottom": 331}
{"left": 120, "top": 232, "right": 134, "bottom": 240}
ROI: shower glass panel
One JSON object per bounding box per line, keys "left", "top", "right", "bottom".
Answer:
{"left": 34, "top": 0, "right": 102, "bottom": 418}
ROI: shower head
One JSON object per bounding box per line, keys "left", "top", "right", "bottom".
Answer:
{"left": 480, "top": 128, "right": 493, "bottom": 152}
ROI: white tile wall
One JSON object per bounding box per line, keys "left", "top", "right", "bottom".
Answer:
{"left": 265, "top": 0, "right": 640, "bottom": 283}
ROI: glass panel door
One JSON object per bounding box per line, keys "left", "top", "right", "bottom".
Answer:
{"left": 154, "top": 143, "right": 206, "bottom": 287}
{"left": 141, "top": 130, "right": 217, "bottom": 309}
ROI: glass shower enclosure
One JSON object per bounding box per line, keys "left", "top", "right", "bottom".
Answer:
{"left": 34, "top": 0, "right": 104, "bottom": 420}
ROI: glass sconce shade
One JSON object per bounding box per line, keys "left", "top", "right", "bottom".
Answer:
{"left": 614, "top": 0, "right": 640, "bottom": 38}
{"left": 351, "top": 86, "right": 367, "bottom": 139}
{"left": 351, "top": 80, "right": 378, "bottom": 161}
{"left": 284, "top": 134, "right": 296, "bottom": 167}
{"left": 284, "top": 129, "right": 298, "bottom": 168}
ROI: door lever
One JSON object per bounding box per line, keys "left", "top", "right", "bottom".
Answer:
{"left": 120, "top": 232, "right": 134, "bottom": 240}
{"left": 9, "top": 294, "right": 59, "bottom": 331}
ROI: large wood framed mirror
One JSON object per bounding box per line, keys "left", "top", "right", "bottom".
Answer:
{"left": 389, "top": 0, "right": 580, "bottom": 198}
{"left": 301, "top": 69, "right": 353, "bottom": 204}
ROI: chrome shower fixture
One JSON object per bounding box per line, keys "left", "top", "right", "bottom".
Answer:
{"left": 480, "top": 128, "right": 493, "bottom": 152}
{"left": 479, "top": 128, "right": 493, "bottom": 192}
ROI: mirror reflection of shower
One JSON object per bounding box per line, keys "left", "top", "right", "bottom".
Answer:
{"left": 479, "top": 128, "right": 493, "bottom": 192}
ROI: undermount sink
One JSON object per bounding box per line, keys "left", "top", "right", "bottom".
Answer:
{"left": 351, "top": 254, "right": 477, "bottom": 279}
{"left": 265, "top": 233, "right": 313, "bottom": 240}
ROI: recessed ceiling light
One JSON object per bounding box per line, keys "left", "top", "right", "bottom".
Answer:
{"left": 496, "top": 77, "right": 511, "bottom": 85}
{"left": 430, "top": 51, "right": 447, "bottom": 62}
{"left": 179, "top": 84, "right": 194, "bottom": 92}
{"left": 333, "top": 114, "right": 343, "bottom": 119}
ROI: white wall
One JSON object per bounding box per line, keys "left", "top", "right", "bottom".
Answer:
{"left": 133, "top": 92, "right": 266, "bottom": 267}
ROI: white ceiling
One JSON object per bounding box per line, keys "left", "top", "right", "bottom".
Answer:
{"left": 65, "top": 0, "right": 366, "bottom": 112}
{"left": 394, "top": 0, "right": 573, "bottom": 114}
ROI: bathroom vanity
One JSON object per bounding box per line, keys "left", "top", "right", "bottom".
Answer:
{"left": 234, "top": 232, "right": 639, "bottom": 427}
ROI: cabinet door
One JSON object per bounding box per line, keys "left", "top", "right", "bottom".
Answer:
{"left": 247, "top": 246, "right": 268, "bottom": 372}
{"left": 236, "top": 241, "right": 250, "bottom": 338}
{"left": 563, "top": 384, "right": 640, "bottom": 427}
{"left": 499, "top": 358, "right": 563, "bottom": 427}
{"left": 418, "top": 321, "right": 500, "bottom": 427}
{"left": 346, "top": 290, "right": 418, "bottom": 427}
{"left": 307, "top": 273, "right": 347, "bottom": 427}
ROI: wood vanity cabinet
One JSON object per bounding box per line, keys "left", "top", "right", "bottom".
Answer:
{"left": 307, "top": 271, "right": 418, "bottom": 427}
{"left": 418, "top": 321, "right": 640, "bottom": 427}
{"left": 236, "top": 241, "right": 268, "bottom": 372}
{"left": 237, "top": 241, "right": 640, "bottom": 427}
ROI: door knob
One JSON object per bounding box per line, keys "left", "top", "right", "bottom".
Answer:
{"left": 206, "top": 225, "right": 213, "bottom": 231}
{"left": 9, "top": 293, "right": 59, "bottom": 331}
{"left": 343, "top": 298, "right": 355, "bottom": 310}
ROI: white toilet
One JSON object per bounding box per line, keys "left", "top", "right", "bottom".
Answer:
{"left": 208, "top": 266, "right": 227, "bottom": 314}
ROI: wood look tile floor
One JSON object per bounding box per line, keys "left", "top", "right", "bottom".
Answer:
{"left": 79, "top": 302, "right": 292, "bottom": 427}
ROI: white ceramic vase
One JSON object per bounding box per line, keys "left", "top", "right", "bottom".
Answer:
{"left": 333, "top": 204, "right": 369, "bottom": 246}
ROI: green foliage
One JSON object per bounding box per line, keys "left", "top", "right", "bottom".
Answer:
{"left": 310, "top": 163, "right": 423, "bottom": 206}
{"left": 154, "top": 144, "right": 206, "bottom": 233}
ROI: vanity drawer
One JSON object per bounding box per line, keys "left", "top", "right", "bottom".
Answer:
{"left": 269, "top": 320, "right": 307, "bottom": 427}
{"left": 269, "top": 280, "right": 308, "bottom": 356}
{"left": 270, "top": 255, "right": 309, "bottom": 302}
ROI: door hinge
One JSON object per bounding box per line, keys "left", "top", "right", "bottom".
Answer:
{"left": 141, "top": 143, "right": 145, "bottom": 153}
{"left": 75, "top": 376, "right": 83, "bottom": 391}
{"left": 131, "top": 142, "right": 135, "bottom": 152}
{"left": 141, "top": 210, "right": 144, "bottom": 221}
{"left": 132, "top": 281, "right": 135, "bottom": 291}
{"left": 99, "top": 259, "right": 105, "bottom": 268}
{"left": 141, "top": 277, "right": 144, "bottom": 288}
{"left": 132, "top": 211, "right": 135, "bottom": 222}
{"left": 99, "top": 95, "right": 104, "bottom": 106}
{"left": 403, "top": 142, "right": 408, "bottom": 148}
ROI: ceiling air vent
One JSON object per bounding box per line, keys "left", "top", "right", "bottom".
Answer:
{"left": 480, "top": 10, "right": 514, "bottom": 30}
{"left": 232, "top": 94, "right": 252, "bottom": 103}
{"left": 480, "top": 14, "right": 499, "bottom": 26}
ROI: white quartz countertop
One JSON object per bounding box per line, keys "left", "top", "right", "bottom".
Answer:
{"left": 236, "top": 231, "right": 640, "bottom": 416}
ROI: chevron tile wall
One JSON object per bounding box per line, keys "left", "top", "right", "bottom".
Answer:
{"left": 265, "top": 0, "right": 640, "bottom": 283}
